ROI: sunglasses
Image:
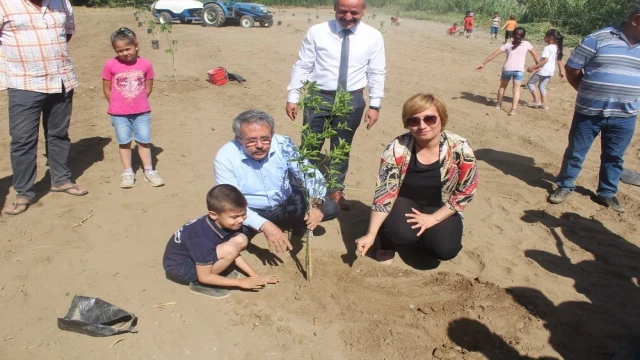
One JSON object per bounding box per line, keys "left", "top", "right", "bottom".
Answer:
{"left": 405, "top": 114, "right": 439, "bottom": 127}
{"left": 111, "top": 27, "right": 136, "bottom": 42}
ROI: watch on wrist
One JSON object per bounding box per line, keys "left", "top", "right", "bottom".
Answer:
{"left": 311, "top": 198, "right": 324, "bottom": 208}
{"left": 369, "top": 106, "right": 381, "bottom": 112}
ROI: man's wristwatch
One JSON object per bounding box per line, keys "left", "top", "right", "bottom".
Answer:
{"left": 311, "top": 198, "right": 324, "bottom": 209}
{"left": 369, "top": 106, "right": 381, "bottom": 112}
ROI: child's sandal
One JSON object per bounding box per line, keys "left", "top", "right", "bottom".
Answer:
{"left": 509, "top": 109, "right": 517, "bottom": 116}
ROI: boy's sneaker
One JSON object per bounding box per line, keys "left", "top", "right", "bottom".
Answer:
{"left": 597, "top": 196, "right": 625, "bottom": 213}
{"left": 539, "top": 104, "right": 549, "bottom": 110}
{"left": 188, "top": 281, "right": 230, "bottom": 299}
{"left": 527, "top": 101, "right": 541, "bottom": 108}
{"left": 144, "top": 170, "right": 165, "bottom": 187}
{"left": 549, "top": 188, "right": 572, "bottom": 204}
{"left": 120, "top": 172, "right": 136, "bottom": 188}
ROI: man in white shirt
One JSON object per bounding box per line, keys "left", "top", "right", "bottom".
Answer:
{"left": 285, "top": 0, "right": 386, "bottom": 211}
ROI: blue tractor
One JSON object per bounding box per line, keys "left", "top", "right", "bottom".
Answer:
{"left": 201, "top": 1, "right": 273, "bottom": 28}
{"left": 151, "top": 0, "right": 273, "bottom": 28}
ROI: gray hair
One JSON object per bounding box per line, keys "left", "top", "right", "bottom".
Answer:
{"left": 232, "top": 110, "right": 275, "bottom": 137}
{"left": 334, "top": 0, "right": 367, "bottom": 8}
{"left": 629, "top": 0, "right": 640, "bottom": 19}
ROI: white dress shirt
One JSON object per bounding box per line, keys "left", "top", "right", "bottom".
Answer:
{"left": 287, "top": 19, "right": 386, "bottom": 107}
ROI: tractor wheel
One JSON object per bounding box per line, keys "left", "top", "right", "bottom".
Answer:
{"left": 240, "top": 15, "right": 255, "bottom": 28}
{"left": 201, "top": 3, "right": 225, "bottom": 27}
{"left": 158, "top": 12, "right": 172, "bottom": 25}
{"left": 263, "top": 20, "right": 273, "bottom": 28}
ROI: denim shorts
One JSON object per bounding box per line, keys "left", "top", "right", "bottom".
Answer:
{"left": 110, "top": 112, "right": 151, "bottom": 144}
{"left": 501, "top": 71, "right": 524, "bottom": 82}
{"left": 165, "top": 260, "right": 198, "bottom": 285}
{"left": 490, "top": 26, "right": 499, "bottom": 34}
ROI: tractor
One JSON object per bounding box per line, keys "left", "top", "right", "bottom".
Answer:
{"left": 151, "top": 0, "right": 273, "bottom": 28}
{"left": 201, "top": 1, "right": 273, "bottom": 28}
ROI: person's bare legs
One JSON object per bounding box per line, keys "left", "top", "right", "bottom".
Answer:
{"left": 511, "top": 80, "right": 522, "bottom": 113}
{"left": 496, "top": 80, "right": 509, "bottom": 108}
{"left": 118, "top": 143, "right": 133, "bottom": 170}
{"left": 210, "top": 235, "right": 247, "bottom": 275}
{"left": 136, "top": 142, "right": 152, "bottom": 169}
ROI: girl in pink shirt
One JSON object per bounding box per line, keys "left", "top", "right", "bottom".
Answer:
{"left": 475, "top": 27, "right": 539, "bottom": 116}
{"left": 102, "top": 27, "right": 164, "bottom": 188}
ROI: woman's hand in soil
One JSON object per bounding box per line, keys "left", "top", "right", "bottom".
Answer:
{"left": 286, "top": 102, "right": 298, "bottom": 121}
{"left": 261, "top": 222, "right": 293, "bottom": 254}
{"left": 405, "top": 208, "right": 439, "bottom": 236}
{"left": 355, "top": 233, "right": 376, "bottom": 257}
{"left": 237, "top": 277, "right": 268, "bottom": 290}
{"left": 304, "top": 208, "right": 323, "bottom": 230}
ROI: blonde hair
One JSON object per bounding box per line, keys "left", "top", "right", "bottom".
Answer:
{"left": 402, "top": 93, "right": 449, "bottom": 130}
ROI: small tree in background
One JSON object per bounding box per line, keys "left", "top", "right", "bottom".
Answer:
{"left": 292, "top": 81, "right": 352, "bottom": 283}
{"left": 160, "top": 23, "right": 178, "bottom": 82}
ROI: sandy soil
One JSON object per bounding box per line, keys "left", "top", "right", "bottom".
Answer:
{"left": 1, "top": 6, "right": 639, "bottom": 360}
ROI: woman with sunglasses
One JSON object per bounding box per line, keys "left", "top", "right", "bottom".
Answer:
{"left": 355, "top": 93, "right": 478, "bottom": 265}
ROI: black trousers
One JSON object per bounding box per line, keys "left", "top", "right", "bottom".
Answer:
{"left": 379, "top": 197, "right": 463, "bottom": 261}
{"left": 8, "top": 87, "right": 74, "bottom": 201}
{"left": 303, "top": 92, "right": 366, "bottom": 192}
{"left": 242, "top": 186, "right": 341, "bottom": 239}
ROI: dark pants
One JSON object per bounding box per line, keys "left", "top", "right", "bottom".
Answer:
{"left": 303, "top": 92, "right": 366, "bottom": 192}
{"left": 379, "top": 197, "right": 463, "bottom": 261}
{"left": 8, "top": 87, "right": 74, "bottom": 201}
{"left": 556, "top": 112, "right": 636, "bottom": 198}
{"left": 242, "top": 186, "right": 341, "bottom": 239}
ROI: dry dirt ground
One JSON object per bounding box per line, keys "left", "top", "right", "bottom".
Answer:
{"left": 1, "top": 6, "right": 639, "bottom": 360}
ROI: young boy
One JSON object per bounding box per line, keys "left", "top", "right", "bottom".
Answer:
{"left": 447, "top": 23, "right": 459, "bottom": 36}
{"left": 162, "top": 184, "right": 278, "bottom": 299}
{"left": 464, "top": 12, "right": 474, "bottom": 38}
{"left": 490, "top": 12, "right": 500, "bottom": 39}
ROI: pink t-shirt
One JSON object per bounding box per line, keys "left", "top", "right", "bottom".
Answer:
{"left": 101, "top": 56, "right": 154, "bottom": 115}
{"left": 499, "top": 40, "right": 533, "bottom": 72}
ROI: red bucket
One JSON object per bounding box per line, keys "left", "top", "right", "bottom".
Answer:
{"left": 207, "top": 67, "right": 228, "bottom": 86}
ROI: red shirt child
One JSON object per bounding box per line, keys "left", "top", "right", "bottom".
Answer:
{"left": 447, "top": 23, "right": 458, "bottom": 35}
{"left": 464, "top": 15, "right": 474, "bottom": 31}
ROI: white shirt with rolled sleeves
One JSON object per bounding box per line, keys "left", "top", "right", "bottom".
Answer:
{"left": 287, "top": 19, "right": 386, "bottom": 107}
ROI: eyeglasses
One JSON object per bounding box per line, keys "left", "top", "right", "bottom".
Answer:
{"left": 241, "top": 136, "right": 272, "bottom": 147}
{"left": 405, "top": 114, "right": 439, "bottom": 127}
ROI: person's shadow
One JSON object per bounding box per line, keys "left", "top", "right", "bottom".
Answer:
{"left": 506, "top": 210, "right": 640, "bottom": 359}
{"left": 337, "top": 199, "right": 441, "bottom": 270}
{"left": 453, "top": 91, "right": 527, "bottom": 108}
{"left": 0, "top": 136, "right": 111, "bottom": 209}
{"left": 448, "top": 318, "right": 557, "bottom": 359}
{"left": 131, "top": 144, "right": 164, "bottom": 171}
{"left": 475, "top": 148, "right": 597, "bottom": 200}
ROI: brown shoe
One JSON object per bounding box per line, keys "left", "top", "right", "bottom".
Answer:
{"left": 328, "top": 191, "right": 351, "bottom": 211}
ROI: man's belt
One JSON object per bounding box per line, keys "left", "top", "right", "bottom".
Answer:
{"left": 319, "top": 87, "right": 364, "bottom": 96}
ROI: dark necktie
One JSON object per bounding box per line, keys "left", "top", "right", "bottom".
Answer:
{"left": 337, "top": 29, "right": 351, "bottom": 91}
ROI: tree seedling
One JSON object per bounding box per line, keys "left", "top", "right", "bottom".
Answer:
{"left": 292, "top": 80, "right": 353, "bottom": 283}
{"left": 161, "top": 23, "right": 178, "bottom": 82}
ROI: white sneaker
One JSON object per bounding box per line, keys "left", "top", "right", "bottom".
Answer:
{"left": 120, "top": 172, "right": 136, "bottom": 188}
{"left": 144, "top": 170, "right": 165, "bottom": 187}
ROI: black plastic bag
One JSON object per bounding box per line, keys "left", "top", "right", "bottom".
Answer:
{"left": 57, "top": 295, "right": 138, "bottom": 337}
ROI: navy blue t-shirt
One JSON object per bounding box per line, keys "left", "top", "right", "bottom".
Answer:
{"left": 162, "top": 215, "right": 234, "bottom": 273}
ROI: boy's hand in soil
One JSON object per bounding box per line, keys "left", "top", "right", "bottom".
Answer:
{"left": 286, "top": 102, "right": 298, "bottom": 121}
{"left": 252, "top": 275, "right": 280, "bottom": 284}
{"left": 237, "top": 277, "right": 268, "bottom": 289}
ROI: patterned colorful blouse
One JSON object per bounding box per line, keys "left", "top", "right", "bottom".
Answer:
{"left": 372, "top": 131, "right": 478, "bottom": 213}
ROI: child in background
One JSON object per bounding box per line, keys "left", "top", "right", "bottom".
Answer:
{"left": 490, "top": 12, "right": 501, "bottom": 40}
{"left": 162, "top": 184, "right": 279, "bottom": 299}
{"left": 102, "top": 27, "right": 165, "bottom": 189}
{"left": 476, "top": 27, "right": 539, "bottom": 116}
{"left": 526, "top": 29, "right": 566, "bottom": 109}
{"left": 447, "top": 23, "right": 459, "bottom": 36}
{"left": 464, "top": 12, "right": 475, "bottom": 38}
{"left": 502, "top": 15, "right": 517, "bottom": 43}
